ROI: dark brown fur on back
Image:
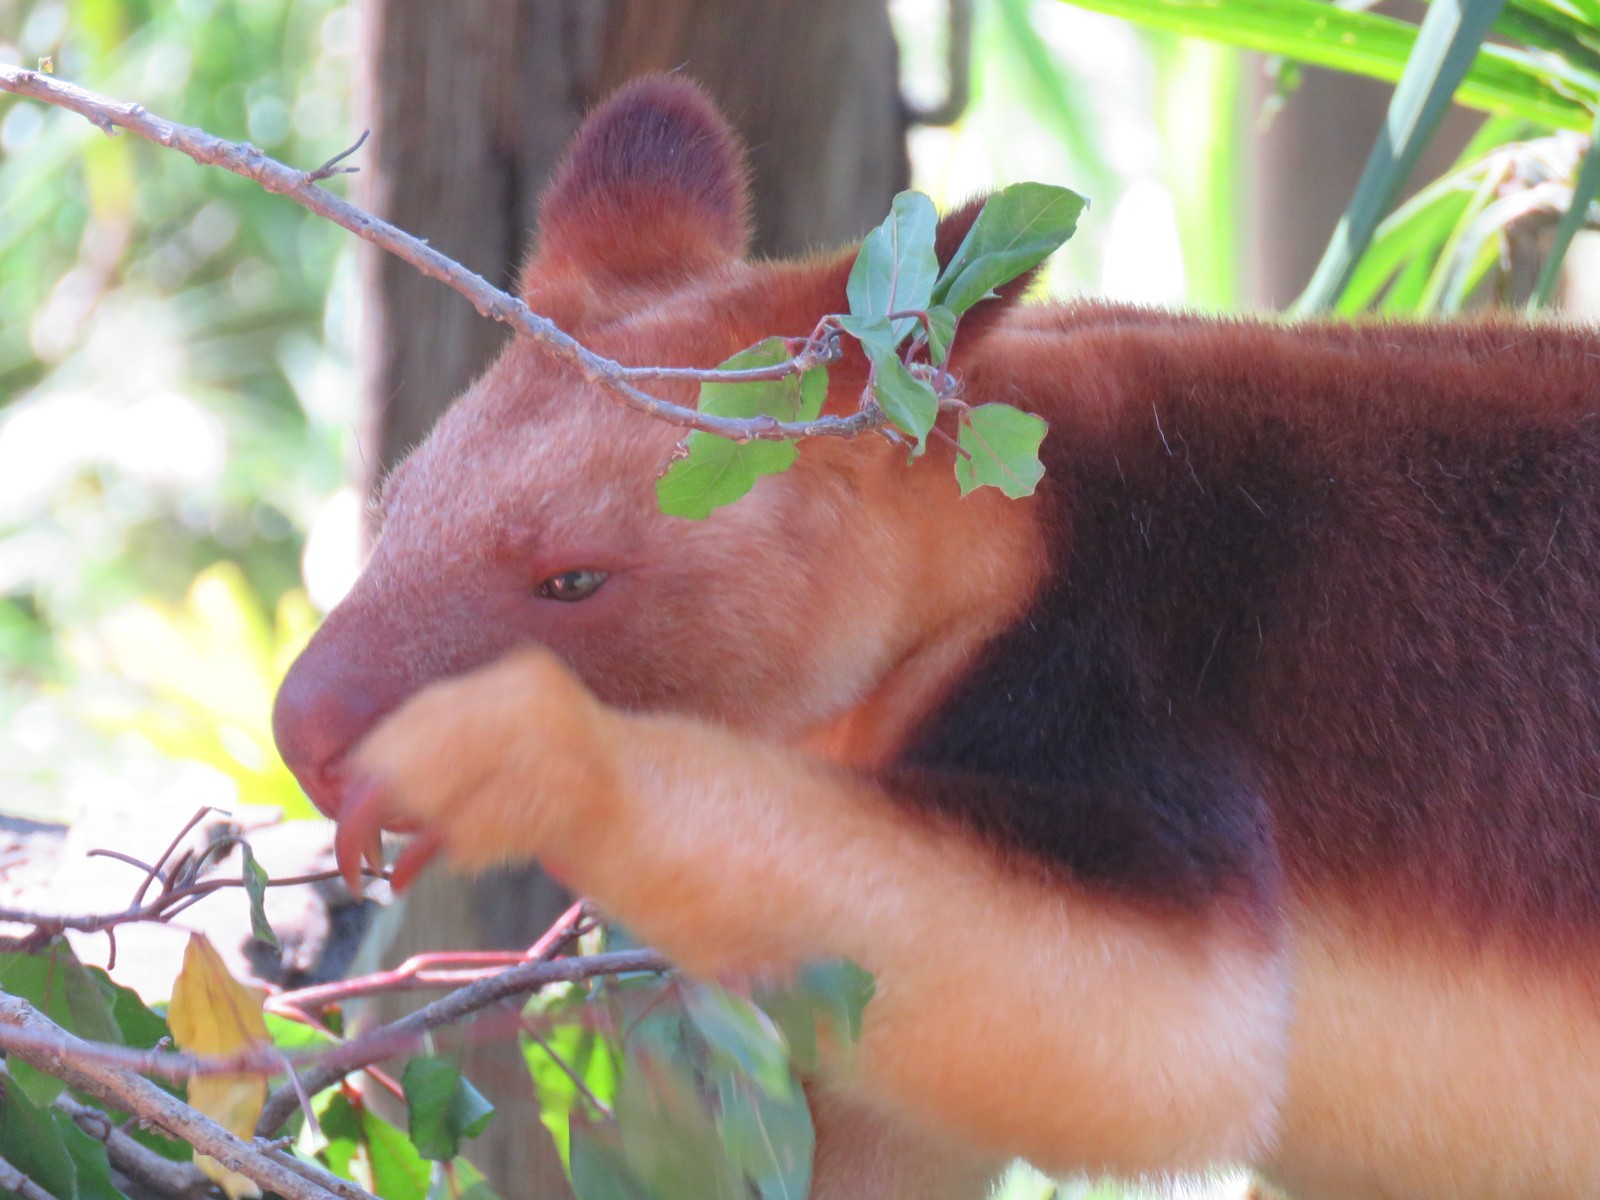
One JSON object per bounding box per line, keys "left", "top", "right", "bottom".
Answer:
{"left": 898, "top": 316, "right": 1600, "bottom": 950}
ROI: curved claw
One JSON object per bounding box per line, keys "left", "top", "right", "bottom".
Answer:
{"left": 335, "top": 776, "right": 391, "bottom": 894}
{"left": 390, "top": 828, "right": 445, "bottom": 893}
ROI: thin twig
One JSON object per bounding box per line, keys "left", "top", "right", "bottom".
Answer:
{"left": 257, "top": 947, "right": 667, "bottom": 1134}
{"left": 304, "top": 128, "right": 368, "bottom": 184}
{"left": 0, "top": 67, "right": 886, "bottom": 445}
{"left": 0, "top": 1151, "right": 59, "bottom": 1200}
{"left": 85, "top": 848, "right": 163, "bottom": 876}
{"left": 0, "top": 866, "right": 383, "bottom": 940}
{"left": 521, "top": 1025, "right": 613, "bottom": 1118}
{"left": 614, "top": 338, "right": 838, "bottom": 384}
{"left": 268, "top": 898, "right": 591, "bottom": 1013}
{"left": 257, "top": 1143, "right": 374, "bottom": 1200}
{"left": 134, "top": 806, "right": 216, "bottom": 907}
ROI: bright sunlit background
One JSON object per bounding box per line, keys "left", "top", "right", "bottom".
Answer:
{"left": 1, "top": 0, "right": 356, "bottom": 830}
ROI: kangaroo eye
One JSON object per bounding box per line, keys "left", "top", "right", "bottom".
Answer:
{"left": 538, "top": 569, "right": 609, "bottom": 602}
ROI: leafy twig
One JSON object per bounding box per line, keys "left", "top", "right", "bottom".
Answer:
{"left": 0, "top": 66, "right": 884, "bottom": 445}
{"left": 0, "top": 991, "right": 357, "bottom": 1200}
{"left": 0, "top": 951, "right": 666, "bottom": 1090}
{"left": 521, "top": 1026, "right": 614, "bottom": 1119}
{"left": 256, "top": 947, "right": 668, "bottom": 1134}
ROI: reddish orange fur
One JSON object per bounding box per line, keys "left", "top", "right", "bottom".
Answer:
{"left": 274, "top": 76, "right": 1600, "bottom": 1199}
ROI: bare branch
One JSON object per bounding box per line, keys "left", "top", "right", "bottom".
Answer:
{"left": 134, "top": 805, "right": 216, "bottom": 907}
{"left": 0, "top": 1152, "right": 58, "bottom": 1200}
{"left": 0, "top": 866, "right": 384, "bottom": 945}
{"left": 0, "top": 951, "right": 665, "bottom": 1092}
{"left": 255, "top": 1143, "right": 374, "bottom": 1200}
{"left": 0, "top": 991, "right": 355, "bottom": 1200}
{"left": 267, "top": 899, "right": 591, "bottom": 1012}
{"left": 304, "top": 128, "right": 369, "bottom": 184}
{"left": 56, "top": 1095, "right": 215, "bottom": 1200}
{"left": 614, "top": 337, "right": 839, "bottom": 385}
{"left": 0, "top": 66, "right": 885, "bottom": 445}
{"left": 257, "top": 947, "right": 668, "bottom": 1134}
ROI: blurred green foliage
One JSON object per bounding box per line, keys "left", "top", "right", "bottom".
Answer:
{"left": 0, "top": 0, "right": 355, "bottom": 819}
{"left": 1049, "top": 0, "right": 1600, "bottom": 313}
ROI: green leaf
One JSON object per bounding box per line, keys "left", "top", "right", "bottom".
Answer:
{"left": 792, "top": 960, "right": 875, "bottom": 1044}
{"left": 0, "top": 1079, "right": 78, "bottom": 1200}
{"left": 1337, "top": 166, "right": 1475, "bottom": 313}
{"left": 873, "top": 356, "right": 940, "bottom": 455}
{"left": 847, "top": 191, "right": 940, "bottom": 346}
{"left": 1051, "top": 0, "right": 1591, "bottom": 130}
{"left": 402, "top": 1056, "right": 496, "bottom": 1161}
{"left": 97, "top": 972, "right": 172, "bottom": 1052}
{"left": 50, "top": 1111, "right": 127, "bottom": 1200}
{"left": 425, "top": 1158, "right": 503, "bottom": 1200}
{"left": 697, "top": 340, "right": 829, "bottom": 424}
{"left": 924, "top": 306, "right": 957, "bottom": 366}
{"left": 312, "top": 1091, "right": 363, "bottom": 1184}
{"left": 1298, "top": 0, "right": 1510, "bottom": 311}
{"left": 655, "top": 435, "right": 790, "bottom": 521}
{"left": 678, "top": 983, "right": 793, "bottom": 1097}
{"left": 1414, "top": 159, "right": 1509, "bottom": 313}
{"left": 569, "top": 1117, "right": 652, "bottom": 1200}
{"left": 933, "top": 183, "right": 1086, "bottom": 315}
{"left": 1497, "top": 0, "right": 1600, "bottom": 81}
{"left": 955, "top": 405, "right": 1049, "bottom": 499}
{"left": 835, "top": 313, "right": 898, "bottom": 362}
{"left": 656, "top": 340, "right": 827, "bottom": 520}
{"left": 0, "top": 943, "right": 122, "bottom": 1106}
{"left": 615, "top": 1047, "right": 743, "bottom": 1200}
{"left": 316, "top": 1090, "right": 432, "bottom": 1200}
{"left": 522, "top": 1001, "right": 621, "bottom": 1169}
{"left": 713, "top": 1068, "right": 814, "bottom": 1200}
{"left": 264, "top": 1011, "right": 336, "bottom": 1052}
{"left": 1360, "top": 113, "right": 1532, "bottom": 313}
{"left": 753, "top": 959, "right": 875, "bottom": 1074}
{"left": 1439, "top": 215, "right": 1505, "bottom": 312}
{"left": 239, "top": 844, "right": 279, "bottom": 951}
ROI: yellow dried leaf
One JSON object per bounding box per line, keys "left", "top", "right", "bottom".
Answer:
{"left": 168, "top": 934, "right": 271, "bottom": 1200}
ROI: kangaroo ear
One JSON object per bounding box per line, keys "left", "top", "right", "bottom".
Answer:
{"left": 533, "top": 75, "right": 753, "bottom": 289}
{"left": 742, "top": 194, "right": 1046, "bottom": 368}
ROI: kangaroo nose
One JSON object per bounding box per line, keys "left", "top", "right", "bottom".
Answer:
{"left": 273, "top": 642, "right": 400, "bottom": 819}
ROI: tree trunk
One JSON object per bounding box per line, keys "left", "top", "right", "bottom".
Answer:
{"left": 355, "top": 3, "right": 907, "bottom": 1194}
{"left": 598, "top": 0, "right": 910, "bottom": 257}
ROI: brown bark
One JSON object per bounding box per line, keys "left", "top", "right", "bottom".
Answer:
{"left": 357, "top": 1, "right": 604, "bottom": 475}
{"left": 355, "top": 3, "right": 907, "bottom": 1194}
{"left": 358, "top": 0, "right": 908, "bottom": 481}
